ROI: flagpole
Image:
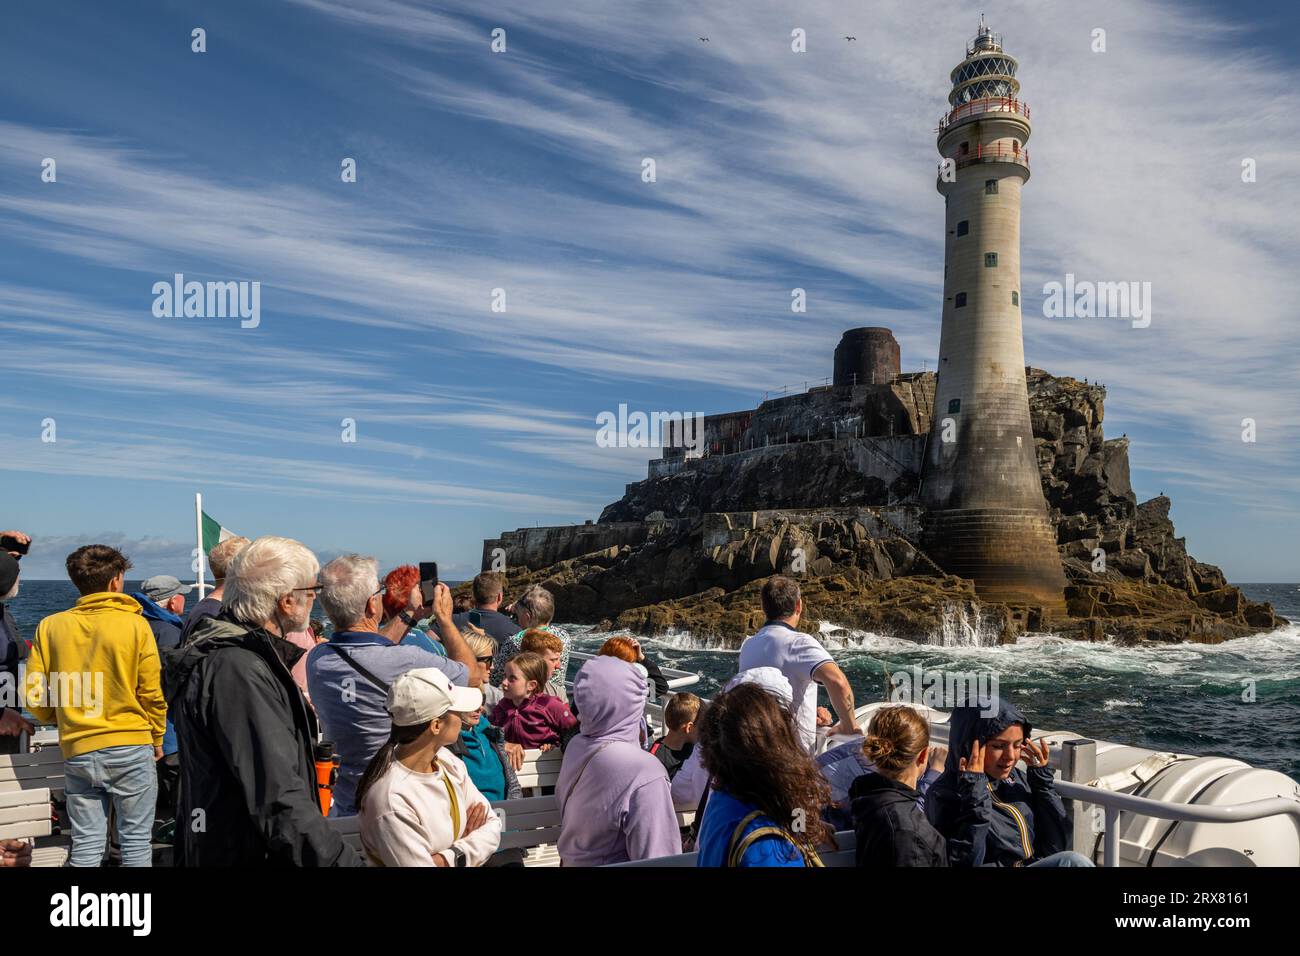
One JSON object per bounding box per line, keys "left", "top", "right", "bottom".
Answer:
{"left": 195, "top": 492, "right": 208, "bottom": 600}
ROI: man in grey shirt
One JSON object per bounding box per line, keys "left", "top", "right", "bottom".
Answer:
{"left": 307, "top": 555, "right": 479, "bottom": 817}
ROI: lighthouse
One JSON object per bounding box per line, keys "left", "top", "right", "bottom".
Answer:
{"left": 919, "top": 17, "right": 1067, "bottom": 611}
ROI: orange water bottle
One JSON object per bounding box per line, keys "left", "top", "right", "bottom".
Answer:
{"left": 314, "top": 741, "right": 340, "bottom": 816}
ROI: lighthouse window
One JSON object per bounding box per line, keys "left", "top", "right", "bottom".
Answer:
{"left": 1012, "top": 290, "right": 1020, "bottom": 305}
{"left": 948, "top": 399, "right": 961, "bottom": 413}
{"left": 956, "top": 220, "right": 969, "bottom": 236}
{"left": 985, "top": 252, "right": 998, "bottom": 267}
{"left": 985, "top": 179, "right": 998, "bottom": 194}
{"left": 955, "top": 292, "right": 967, "bottom": 308}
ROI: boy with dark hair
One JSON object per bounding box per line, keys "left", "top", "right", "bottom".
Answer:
{"left": 649, "top": 692, "right": 701, "bottom": 780}
{"left": 26, "top": 545, "right": 167, "bottom": 867}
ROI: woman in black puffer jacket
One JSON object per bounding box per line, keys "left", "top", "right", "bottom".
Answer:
{"left": 850, "top": 706, "right": 949, "bottom": 867}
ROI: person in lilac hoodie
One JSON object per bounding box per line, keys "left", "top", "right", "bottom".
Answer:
{"left": 556, "top": 656, "right": 681, "bottom": 866}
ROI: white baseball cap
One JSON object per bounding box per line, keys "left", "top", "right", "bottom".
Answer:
{"left": 724, "top": 666, "right": 794, "bottom": 709}
{"left": 386, "top": 668, "right": 482, "bottom": 726}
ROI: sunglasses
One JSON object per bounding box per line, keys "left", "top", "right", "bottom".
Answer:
{"left": 292, "top": 583, "right": 323, "bottom": 595}
{"left": 475, "top": 655, "right": 494, "bottom": 665}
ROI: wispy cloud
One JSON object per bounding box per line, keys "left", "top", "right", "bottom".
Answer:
{"left": 2, "top": 0, "right": 1296, "bottom": 578}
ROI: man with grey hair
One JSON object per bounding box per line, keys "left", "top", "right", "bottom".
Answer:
{"left": 132, "top": 575, "right": 193, "bottom": 651}
{"left": 180, "top": 535, "right": 250, "bottom": 644}
{"left": 490, "top": 584, "right": 572, "bottom": 701}
{"left": 306, "top": 554, "right": 478, "bottom": 818}
{"left": 164, "top": 536, "right": 360, "bottom": 866}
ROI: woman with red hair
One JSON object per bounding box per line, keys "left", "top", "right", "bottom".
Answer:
{"left": 381, "top": 565, "right": 447, "bottom": 656}
{"left": 598, "top": 636, "right": 669, "bottom": 697}
{"left": 381, "top": 565, "right": 421, "bottom": 621}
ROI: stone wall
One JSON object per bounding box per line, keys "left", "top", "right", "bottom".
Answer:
{"left": 605, "top": 435, "right": 925, "bottom": 523}
{"left": 482, "top": 520, "right": 681, "bottom": 573}
{"left": 645, "top": 376, "right": 937, "bottom": 478}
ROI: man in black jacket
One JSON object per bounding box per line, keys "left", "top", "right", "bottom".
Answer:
{"left": 163, "top": 536, "right": 361, "bottom": 866}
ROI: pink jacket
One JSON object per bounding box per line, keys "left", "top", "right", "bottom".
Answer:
{"left": 283, "top": 630, "right": 315, "bottom": 702}
{"left": 491, "top": 693, "right": 576, "bottom": 748}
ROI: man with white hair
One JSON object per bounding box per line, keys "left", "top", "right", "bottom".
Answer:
{"left": 307, "top": 554, "right": 478, "bottom": 817}
{"left": 163, "top": 536, "right": 360, "bottom": 866}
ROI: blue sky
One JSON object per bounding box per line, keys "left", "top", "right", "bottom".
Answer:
{"left": 2, "top": 0, "right": 1297, "bottom": 583}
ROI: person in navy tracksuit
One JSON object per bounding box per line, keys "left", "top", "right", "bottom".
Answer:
{"left": 925, "top": 699, "right": 1093, "bottom": 867}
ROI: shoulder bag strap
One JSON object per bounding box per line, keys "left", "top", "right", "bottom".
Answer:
{"left": 726, "top": 810, "right": 825, "bottom": 868}
{"left": 327, "top": 642, "right": 391, "bottom": 693}
{"left": 438, "top": 759, "right": 462, "bottom": 839}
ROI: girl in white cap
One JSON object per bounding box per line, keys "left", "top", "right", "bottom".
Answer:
{"left": 356, "top": 668, "right": 502, "bottom": 867}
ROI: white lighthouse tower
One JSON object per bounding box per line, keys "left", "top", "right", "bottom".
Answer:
{"left": 919, "top": 18, "right": 1068, "bottom": 611}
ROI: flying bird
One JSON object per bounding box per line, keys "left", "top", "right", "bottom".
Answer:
{"left": 698, "top": 36, "right": 709, "bottom": 42}
{"left": 845, "top": 36, "right": 857, "bottom": 41}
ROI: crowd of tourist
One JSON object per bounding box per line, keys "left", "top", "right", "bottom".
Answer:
{"left": 0, "top": 527, "right": 1093, "bottom": 869}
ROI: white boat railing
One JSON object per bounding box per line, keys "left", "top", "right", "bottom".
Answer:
{"left": 568, "top": 649, "right": 701, "bottom": 692}
{"left": 1057, "top": 739, "right": 1300, "bottom": 867}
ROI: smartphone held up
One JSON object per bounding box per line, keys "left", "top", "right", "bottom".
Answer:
{"left": 418, "top": 562, "right": 439, "bottom": 604}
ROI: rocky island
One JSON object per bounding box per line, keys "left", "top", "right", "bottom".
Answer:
{"left": 475, "top": 330, "right": 1278, "bottom": 647}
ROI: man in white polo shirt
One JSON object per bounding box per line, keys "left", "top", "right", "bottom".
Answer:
{"left": 737, "top": 575, "right": 860, "bottom": 752}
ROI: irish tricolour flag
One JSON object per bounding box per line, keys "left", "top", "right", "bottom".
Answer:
{"left": 195, "top": 493, "right": 239, "bottom": 598}
{"left": 200, "top": 510, "right": 239, "bottom": 555}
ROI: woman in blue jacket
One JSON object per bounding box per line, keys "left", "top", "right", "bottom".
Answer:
{"left": 695, "top": 682, "right": 833, "bottom": 867}
{"left": 449, "top": 706, "right": 521, "bottom": 803}
{"left": 925, "top": 700, "right": 1093, "bottom": 867}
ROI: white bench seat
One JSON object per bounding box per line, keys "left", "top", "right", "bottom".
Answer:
{"left": 514, "top": 749, "right": 563, "bottom": 793}
{"left": 0, "top": 786, "right": 53, "bottom": 842}
{"left": 0, "top": 746, "right": 66, "bottom": 796}
{"left": 31, "top": 837, "right": 71, "bottom": 868}
{"left": 0, "top": 746, "right": 71, "bottom": 866}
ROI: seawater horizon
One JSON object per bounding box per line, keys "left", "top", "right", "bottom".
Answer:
{"left": 567, "top": 583, "right": 1300, "bottom": 784}
{"left": 7, "top": 581, "right": 1297, "bottom": 783}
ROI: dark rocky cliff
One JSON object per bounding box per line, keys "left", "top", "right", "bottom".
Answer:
{"left": 479, "top": 369, "right": 1278, "bottom": 646}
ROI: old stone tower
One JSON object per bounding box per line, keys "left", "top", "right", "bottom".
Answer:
{"left": 919, "top": 18, "right": 1067, "bottom": 610}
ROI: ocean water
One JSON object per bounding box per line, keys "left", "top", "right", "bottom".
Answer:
{"left": 8, "top": 580, "right": 1298, "bottom": 782}
{"left": 572, "top": 583, "right": 1300, "bottom": 784}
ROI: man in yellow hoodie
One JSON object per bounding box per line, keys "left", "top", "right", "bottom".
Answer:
{"left": 25, "top": 544, "right": 167, "bottom": 866}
